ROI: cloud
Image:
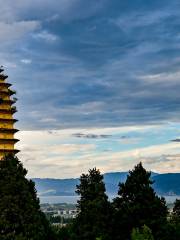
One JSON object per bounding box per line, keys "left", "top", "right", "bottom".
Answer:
{"left": 139, "top": 71, "right": 180, "bottom": 84}
{"left": 72, "top": 133, "right": 111, "bottom": 139}
{"left": 18, "top": 139, "right": 180, "bottom": 178}
{"left": 112, "top": 9, "right": 175, "bottom": 31}
{"left": 171, "top": 139, "right": 180, "bottom": 142}
{"left": 0, "top": 1, "right": 179, "bottom": 130}
{"left": 20, "top": 59, "right": 32, "bottom": 64}
{"left": 0, "top": 0, "right": 180, "bottom": 180}
{"left": 89, "top": 142, "right": 180, "bottom": 175}
{"left": 0, "top": 21, "right": 39, "bottom": 42}
{"left": 33, "top": 30, "right": 59, "bottom": 43}
{"left": 119, "top": 136, "right": 140, "bottom": 145}
{"left": 0, "top": 1, "right": 180, "bottom": 178}
{"left": 15, "top": 124, "right": 180, "bottom": 178}
{"left": 0, "top": 0, "right": 107, "bottom": 22}
{"left": 20, "top": 143, "right": 95, "bottom": 156}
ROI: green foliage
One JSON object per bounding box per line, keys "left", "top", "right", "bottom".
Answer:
{"left": 131, "top": 225, "right": 154, "bottom": 240}
{"left": 0, "top": 155, "right": 55, "bottom": 240}
{"left": 173, "top": 199, "right": 180, "bottom": 219}
{"left": 47, "top": 214, "right": 73, "bottom": 224}
{"left": 165, "top": 199, "right": 180, "bottom": 240}
{"left": 53, "top": 225, "right": 72, "bottom": 240}
{"left": 71, "top": 168, "right": 112, "bottom": 240}
{"left": 1, "top": 155, "right": 177, "bottom": 240}
{"left": 113, "top": 162, "right": 168, "bottom": 240}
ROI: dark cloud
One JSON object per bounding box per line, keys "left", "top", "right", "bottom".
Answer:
{"left": 120, "top": 136, "right": 130, "bottom": 139}
{"left": 72, "top": 133, "right": 111, "bottom": 139}
{"left": 171, "top": 139, "right": 180, "bottom": 142}
{"left": 1, "top": 0, "right": 180, "bottom": 130}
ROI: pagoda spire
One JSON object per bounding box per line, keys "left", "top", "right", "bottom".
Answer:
{"left": 0, "top": 67, "right": 19, "bottom": 159}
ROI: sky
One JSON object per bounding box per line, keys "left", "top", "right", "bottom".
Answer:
{"left": 0, "top": 0, "right": 180, "bottom": 178}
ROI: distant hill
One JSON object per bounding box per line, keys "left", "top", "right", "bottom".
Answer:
{"left": 153, "top": 173, "right": 180, "bottom": 195}
{"left": 33, "top": 172, "right": 180, "bottom": 197}
{"left": 103, "top": 172, "right": 128, "bottom": 195}
{"left": 34, "top": 178, "right": 79, "bottom": 196}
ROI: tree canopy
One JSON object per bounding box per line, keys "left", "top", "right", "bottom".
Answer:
{"left": 71, "top": 168, "right": 112, "bottom": 240}
{"left": 0, "top": 154, "right": 55, "bottom": 240}
{"left": 113, "top": 162, "right": 168, "bottom": 240}
{"left": 131, "top": 225, "right": 154, "bottom": 240}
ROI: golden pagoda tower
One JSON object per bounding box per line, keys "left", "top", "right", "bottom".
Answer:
{"left": 0, "top": 67, "right": 19, "bottom": 159}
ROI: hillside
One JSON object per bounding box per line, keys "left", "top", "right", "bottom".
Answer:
{"left": 33, "top": 172, "right": 180, "bottom": 197}
{"left": 153, "top": 173, "right": 180, "bottom": 195}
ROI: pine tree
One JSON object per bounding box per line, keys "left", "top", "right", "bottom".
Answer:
{"left": 71, "top": 168, "right": 112, "bottom": 240}
{"left": 113, "top": 162, "right": 167, "bottom": 240}
{"left": 0, "top": 154, "right": 55, "bottom": 240}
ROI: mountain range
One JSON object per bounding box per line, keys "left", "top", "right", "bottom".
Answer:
{"left": 33, "top": 172, "right": 180, "bottom": 197}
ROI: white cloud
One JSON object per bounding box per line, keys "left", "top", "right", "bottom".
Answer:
{"left": 113, "top": 9, "right": 175, "bottom": 31}
{"left": 139, "top": 71, "right": 180, "bottom": 84}
{"left": 92, "top": 142, "right": 180, "bottom": 174}
{"left": 15, "top": 125, "right": 180, "bottom": 178}
{"left": 33, "top": 30, "right": 59, "bottom": 42}
{"left": 20, "top": 59, "right": 32, "bottom": 64}
{"left": 0, "top": 21, "right": 40, "bottom": 42}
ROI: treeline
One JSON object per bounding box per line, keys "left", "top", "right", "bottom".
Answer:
{"left": 59, "top": 164, "right": 180, "bottom": 240}
{"left": 0, "top": 155, "right": 179, "bottom": 240}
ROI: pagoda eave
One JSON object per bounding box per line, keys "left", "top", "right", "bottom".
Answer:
{"left": 0, "top": 128, "right": 19, "bottom": 133}
{"left": 0, "top": 149, "right": 20, "bottom": 154}
{"left": 0, "top": 109, "right": 17, "bottom": 114}
{"left": 0, "top": 139, "right": 19, "bottom": 143}
{"left": 0, "top": 82, "right": 12, "bottom": 87}
{"left": 0, "top": 99, "right": 16, "bottom": 105}
{"left": 0, "top": 90, "right": 16, "bottom": 96}
{"left": 0, "top": 118, "right": 18, "bottom": 123}
{"left": 0, "top": 74, "right": 8, "bottom": 80}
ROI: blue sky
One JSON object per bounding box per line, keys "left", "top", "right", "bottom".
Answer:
{"left": 1, "top": 0, "right": 180, "bottom": 177}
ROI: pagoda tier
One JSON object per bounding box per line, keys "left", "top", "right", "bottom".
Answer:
{"left": 0, "top": 108, "right": 17, "bottom": 114}
{"left": 0, "top": 149, "right": 20, "bottom": 154}
{"left": 0, "top": 139, "right": 19, "bottom": 143}
{"left": 0, "top": 118, "right": 18, "bottom": 123}
{"left": 0, "top": 149, "right": 20, "bottom": 160}
{"left": 0, "top": 82, "right": 12, "bottom": 87}
{"left": 0, "top": 128, "right": 19, "bottom": 133}
{"left": 0, "top": 89, "right": 16, "bottom": 96}
{"left": 0, "top": 74, "right": 8, "bottom": 80}
{"left": 0, "top": 68, "right": 19, "bottom": 159}
{"left": 0, "top": 99, "right": 16, "bottom": 105}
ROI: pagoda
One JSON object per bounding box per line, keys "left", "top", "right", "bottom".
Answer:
{"left": 0, "top": 67, "right": 19, "bottom": 159}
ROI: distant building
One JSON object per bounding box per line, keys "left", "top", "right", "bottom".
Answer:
{"left": 53, "top": 209, "right": 79, "bottom": 219}
{"left": 0, "top": 67, "right": 19, "bottom": 159}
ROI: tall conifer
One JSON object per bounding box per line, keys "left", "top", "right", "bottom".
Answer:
{"left": 0, "top": 155, "right": 55, "bottom": 240}
{"left": 113, "top": 162, "right": 167, "bottom": 240}
{"left": 71, "top": 168, "right": 112, "bottom": 240}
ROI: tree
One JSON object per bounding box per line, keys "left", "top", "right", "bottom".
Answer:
{"left": 0, "top": 154, "right": 55, "bottom": 240}
{"left": 173, "top": 199, "right": 180, "bottom": 220}
{"left": 167, "top": 199, "right": 180, "bottom": 239}
{"left": 53, "top": 225, "right": 72, "bottom": 240}
{"left": 113, "top": 162, "right": 168, "bottom": 240}
{"left": 71, "top": 168, "right": 112, "bottom": 240}
{"left": 131, "top": 225, "right": 154, "bottom": 240}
